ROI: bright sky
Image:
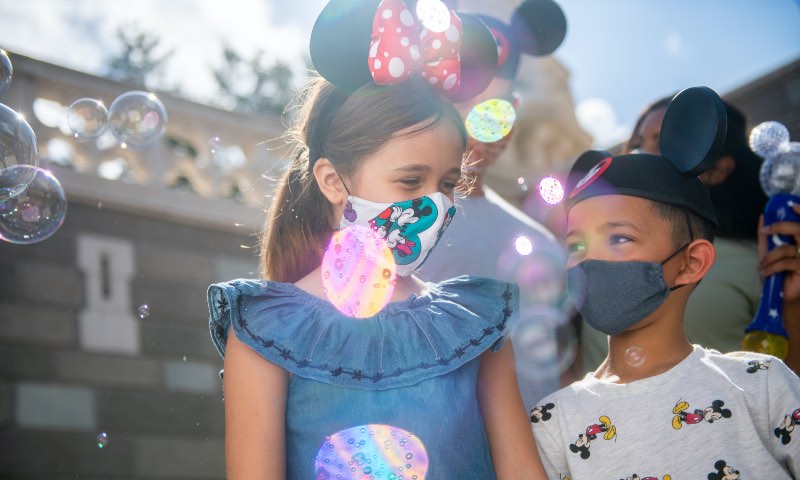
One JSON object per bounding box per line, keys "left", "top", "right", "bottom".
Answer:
{"left": 1, "top": 0, "right": 798, "bottom": 148}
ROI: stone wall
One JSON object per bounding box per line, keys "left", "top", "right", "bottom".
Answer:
{"left": 0, "top": 198, "right": 260, "bottom": 479}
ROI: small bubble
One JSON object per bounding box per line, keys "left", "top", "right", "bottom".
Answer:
{"left": 96, "top": 432, "right": 109, "bottom": 448}
{"left": 514, "top": 236, "right": 533, "bottom": 256}
{"left": 137, "top": 304, "right": 150, "bottom": 319}
{"left": 624, "top": 346, "right": 646, "bottom": 367}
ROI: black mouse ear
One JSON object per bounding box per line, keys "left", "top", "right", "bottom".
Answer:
{"left": 659, "top": 86, "right": 727, "bottom": 176}
{"left": 511, "top": 0, "right": 567, "bottom": 56}
{"left": 310, "top": 0, "right": 379, "bottom": 94}
{"left": 448, "top": 13, "right": 499, "bottom": 102}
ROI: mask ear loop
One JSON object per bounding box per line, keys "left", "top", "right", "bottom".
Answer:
{"left": 662, "top": 209, "right": 695, "bottom": 291}
{"left": 335, "top": 170, "right": 352, "bottom": 196}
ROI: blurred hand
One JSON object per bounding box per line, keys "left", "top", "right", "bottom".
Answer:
{"left": 759, "top": 203, "right": 800, "bottom": 307}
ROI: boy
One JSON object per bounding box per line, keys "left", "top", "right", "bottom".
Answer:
{"left": 531, "top": 87, "right": 800, "bottom": 479}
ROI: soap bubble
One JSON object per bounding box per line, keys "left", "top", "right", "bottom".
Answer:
{"left": 465, "top": 98, "right": 516, "bottom": 143}
{"left": 96, "top": 432, "right": 109, "bottom": 449}
{"left": 759, "top": 143, "right": 800, "bottom": 196}
{"left": 0, "top": 166, "right": 66, "bottom": 244}
{"left": 624, "top": 346, "right": 646, "bottom": 367}
{"left": 67, "top": 98, "right": 108, "bottom": 139}
{"left": 515, "top": 235, "right": 533, "bottom": 256}
{"left": 321, "top": 225, "right": 397, "bottom": 318}
{"left": 416, "top": 0, "right": 451, "bottom": 32}
{"left": 0, "top": 103, "right": 39, "bottom": 201}
{"left": 137, "top": 304, "right": 150, "bottom": 319}
{"left": 749, "top": 121, "right": 790, "bottom": 160}
{"left": 108, "top": 91, "right": 167, "bottom": 148}
{"left": 538, "top": 176, "right": 565, "bottom": 205}
{"left": 0, "top": 49, "right": 12, "bottom": 95}
{"left": 315, "top": 424, "right": 428, "bottom": 480}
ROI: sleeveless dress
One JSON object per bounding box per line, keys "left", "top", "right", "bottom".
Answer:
{"left": 208, "top": 275, "right": 518, "bottom": 479}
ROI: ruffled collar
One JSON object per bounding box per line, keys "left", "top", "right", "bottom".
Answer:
{"left": 208, "top": 276, "right": 517, "bottom": 390}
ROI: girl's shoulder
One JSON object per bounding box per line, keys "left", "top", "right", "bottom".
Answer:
{"left": 207, "top": 276, "right": 518, "bottom": 390}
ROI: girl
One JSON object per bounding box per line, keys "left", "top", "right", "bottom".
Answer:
{"left": 208, "top": 1, "right": 546, "bottom": 478}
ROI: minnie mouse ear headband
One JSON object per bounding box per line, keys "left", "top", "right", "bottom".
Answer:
{"left": 310, "top": 0, "right": 499, "bottom": 102}
{"left": 565, "top": 86, "right": 728, "bottom": 227}
{"left": 473, "top": 0, "right": 567, "bottom": 79}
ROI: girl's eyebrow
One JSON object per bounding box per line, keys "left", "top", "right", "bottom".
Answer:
{"left": 393, "top": 164, "right": 430, "bottom": 173}
{"left": 393, "top": 165, "right": 461, "bottom": 176}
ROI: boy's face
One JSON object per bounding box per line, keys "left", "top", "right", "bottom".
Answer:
{"left": 565, "top": 195, "right": 678, "bottom": 270}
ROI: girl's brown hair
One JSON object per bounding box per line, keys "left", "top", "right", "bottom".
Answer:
{"left": 260, "top": 76, "right": 467, "bottom": 283}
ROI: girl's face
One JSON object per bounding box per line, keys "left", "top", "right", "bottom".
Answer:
{"left": 347, "top": 119, "right": 464, "bottom": 203}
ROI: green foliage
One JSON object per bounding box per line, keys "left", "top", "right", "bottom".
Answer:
{"left": 212, "top": 44, "right": 296, "bottom": 116}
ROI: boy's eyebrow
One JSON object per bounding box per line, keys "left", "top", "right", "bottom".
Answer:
{"left": 603, "top": 221, "right": 644, "bottom": 232}
{"left": 565, "top": 221, "right": 643, "bottom": 238}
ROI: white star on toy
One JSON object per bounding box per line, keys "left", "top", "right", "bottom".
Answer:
{"left": 769, "top": 309, "right": 779, "bottom": 318}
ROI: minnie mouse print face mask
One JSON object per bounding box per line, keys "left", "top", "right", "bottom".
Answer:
{"left": 340, "top": 193, "right": 456, "bottom": 277}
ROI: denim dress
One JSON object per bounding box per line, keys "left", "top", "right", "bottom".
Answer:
{"left": 208, "top": 276, "right": 518, "bottom": 479}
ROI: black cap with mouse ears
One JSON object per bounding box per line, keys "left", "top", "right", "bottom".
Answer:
{"left": 310, "top": 0, "right": 499, "bottom": 101}
{"left": 473, "top": 0, "right": 567, "bottom": 80}
{"left": 565, "top": 86, "right": 728, "bottom": 227}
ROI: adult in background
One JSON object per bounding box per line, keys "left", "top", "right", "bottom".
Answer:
{"left": 418, "top": 0, "right": 571, "bottom": 407}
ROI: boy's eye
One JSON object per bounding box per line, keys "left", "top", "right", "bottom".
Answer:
{"left": 567, "top": 242, "right": 585, "bottom": 254}
{"left": 610, "top": 235, "right": 633, "bottom": 245}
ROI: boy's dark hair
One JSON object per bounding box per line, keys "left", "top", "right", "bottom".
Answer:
{"left": 649, "top": 200, "right": 716, "bottom": 247}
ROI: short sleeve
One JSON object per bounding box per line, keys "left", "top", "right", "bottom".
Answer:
{"left": 767, "top": 358, "right": 800, "bottom": 477}
{"left": 531, "top": 400, "right": 570, "bottom": 479}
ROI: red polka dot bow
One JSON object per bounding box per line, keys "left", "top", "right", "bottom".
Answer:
{"left": 369, "top": 0, "right": 463, "bottom": 96}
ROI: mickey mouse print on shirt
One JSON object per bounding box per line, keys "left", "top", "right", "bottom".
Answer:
{"left": 569, "top": 415, "right": 616, "bottom": 459}
{"left": 620, "top": 475, "right": 672, "bottom": 480}
{"left": 530, "top": 402, "right": 555, "bottom": 423}
{"left": 746, "top": 358, "right": 771, "bottom": 374}
{"left": 774, "top": 407, "right": 800, "bottom": 445}
{"left": 707, "top": 460, "right": 740, "bottom": 479}
{"left": 671, "top": 399, "right": 732, "bottom": 430}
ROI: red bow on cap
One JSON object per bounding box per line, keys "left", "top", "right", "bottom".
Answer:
{"left": 368, "top": 0, "right": 463, "bottom": 96}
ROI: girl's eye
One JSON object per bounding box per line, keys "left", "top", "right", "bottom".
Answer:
{"left": 441, "top": 181, "right": 457, "bottom": 192}
{"left": 400, "top": 178, "right": 420, "bottom": 187}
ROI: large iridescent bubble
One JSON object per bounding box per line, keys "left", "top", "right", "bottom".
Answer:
{"left": 759, "top": 142, "right": 800, "bottom": 196}
{"left": 0, "top": 103, "right": 39, "bottom": 201}
{"left": 465, "top": 98, "right": 516, "bottom": 143}
{"left": 0, "top": 165, "right": 66, "bottom": 244}
{"left": 67, "top": 98, "right": 109, "bottom": 139}
{"left": 315, "top": 424, "right": 429, "bottom": 480}
{"left": 322, "top": 225, "right": 397, "bottom": 318}
{"left": 0, "top": 49, "right": 12, "bottom": 96}
{"left": 108, "top": 91, "right": 167, "bottom": 148}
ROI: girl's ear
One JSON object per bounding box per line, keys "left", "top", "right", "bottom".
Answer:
{"left": 313, "top": 158, "right": 348, "bottom": 207}
{"left": 675, "top": 239, "right": 716, "bottom": 286}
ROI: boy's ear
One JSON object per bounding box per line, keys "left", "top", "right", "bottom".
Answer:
{"left": 675, "top": 239, "right": 716, "bottom": 286}
{"left": 313, "top": 158, "right": 348, "bottom": 206}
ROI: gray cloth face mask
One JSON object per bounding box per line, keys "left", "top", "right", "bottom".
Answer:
{"left": 567, "top": 244, "right": 688, "bottom": 336}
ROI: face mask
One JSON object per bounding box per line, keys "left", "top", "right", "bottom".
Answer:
{"left": 567, "top": 244, "right": 688, "bottom": 336}
{"left": 339, "top": 192, "right": 456, "bottom": 277}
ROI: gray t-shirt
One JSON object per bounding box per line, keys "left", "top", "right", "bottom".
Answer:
{"left": 418, "top": 187, "right": 567, "bottom": 406}
{"left": 532, "top": 346, "right": 800, "bottom": 479}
